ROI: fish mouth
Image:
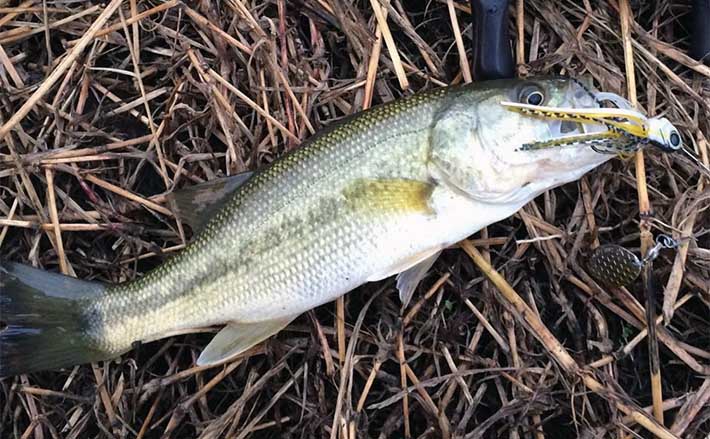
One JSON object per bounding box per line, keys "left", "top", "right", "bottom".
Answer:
{"left": 502, "top": 92, "right": 710, "bottom": 178}
{"left": 500, "top": 93, "right": 662, "bottom": 154}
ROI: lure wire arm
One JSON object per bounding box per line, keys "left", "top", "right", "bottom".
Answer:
{"left": 641, "top": 234, "right": 682, "bottom": 265}
{"left": 680, "top": 147, "right": 710, "bottom": 177}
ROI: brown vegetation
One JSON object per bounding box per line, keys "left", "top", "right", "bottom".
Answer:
{"left": 0, "top": 0, "right": 708, "bottom": 437}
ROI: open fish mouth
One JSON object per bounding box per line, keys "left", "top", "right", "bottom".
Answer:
{"left": 500, "top": 93, "right": 683, "bottom": 155}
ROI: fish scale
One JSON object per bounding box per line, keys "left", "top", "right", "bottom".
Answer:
{"left": 3, "top": 78, "right": 676, "bottom": 375}
{"left": 89, "top": 86, "right": 449, "bottom": 353}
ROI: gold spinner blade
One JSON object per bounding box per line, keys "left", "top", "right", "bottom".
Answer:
{"left": 586, "top": 244, "right": 643, "bottom": 288}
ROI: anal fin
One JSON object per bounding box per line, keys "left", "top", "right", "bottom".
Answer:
{"left": 196, "top": 315, "right": 296, "bottom": 367}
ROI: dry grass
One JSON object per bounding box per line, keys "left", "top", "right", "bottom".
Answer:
{"left": 1, "top": 1, "right": 709, "bottom": 438}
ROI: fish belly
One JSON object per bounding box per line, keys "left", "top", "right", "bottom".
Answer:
{"left": 207, "top": 183, "right": 524, "bottom": 323}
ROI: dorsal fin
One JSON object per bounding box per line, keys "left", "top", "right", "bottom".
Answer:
{"left": 168, "top": 172, "right": 253, "bottom": 232}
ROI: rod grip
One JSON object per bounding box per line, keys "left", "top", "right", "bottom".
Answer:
{"left": 470, "top": 0, "right": 514, "bottom": 80}
{"left": 691, "top": 0, "right": 710, "bottom": 62}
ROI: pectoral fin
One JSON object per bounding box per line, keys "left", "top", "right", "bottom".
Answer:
{"left": 343, "top": 179, "right": 435, "bottom": 215}
{"left": 168, "top": 171, "right": 253, "bottom": 232}
{"left": 367, "top": 248, "right": 441, "bottom": 287}
{"left": 396, "top": 250, "right": 441, "bottom": 307}
{"left": 196, "top": 315, "right": 295, "bottom": 366}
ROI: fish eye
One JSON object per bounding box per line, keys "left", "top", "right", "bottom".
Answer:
{"left": 519, "top": 86, "right": 545, "bottom": 106}
{"left": 669, "top": 131, "right": 681, "bottom": 149}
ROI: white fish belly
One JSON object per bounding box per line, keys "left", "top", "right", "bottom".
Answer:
{"left": 214, "top": 183, "right": 525, "bottom": 323}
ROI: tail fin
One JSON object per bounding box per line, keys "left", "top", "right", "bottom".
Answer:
{"left": 0, "top": 262, "right": 111, "bottom": 377}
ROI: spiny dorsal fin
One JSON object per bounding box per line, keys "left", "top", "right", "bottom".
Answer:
{"left": 196, "top": 315, "right": 296, "bottom": 367}
{"left": 168, "top": 172, "right": 253, "bottom": 233}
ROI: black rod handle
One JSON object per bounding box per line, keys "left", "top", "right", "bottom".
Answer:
{"left": 470, "top": 0, "right": 514, "bottom": 80}
{"left": 691, "top": 0, "right": 710, "bottom": 63}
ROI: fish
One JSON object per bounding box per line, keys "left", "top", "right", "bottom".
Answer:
{"left": 0, "top": 77, "right": 675, "bottom": 376}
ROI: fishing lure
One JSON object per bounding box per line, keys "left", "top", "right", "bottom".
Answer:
{"left": 587, "top": 235, "right": 680, "bottom": 288}
{"left": 501, "top": 97, "right": 710, "bottom": 176}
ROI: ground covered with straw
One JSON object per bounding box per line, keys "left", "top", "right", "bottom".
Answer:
{"left": 1, "top": 0, "right": 709, "bottom": 438}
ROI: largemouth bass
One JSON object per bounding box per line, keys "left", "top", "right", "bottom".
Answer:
{"left": 0, "top": 78, "right": 679, "bottom": 376}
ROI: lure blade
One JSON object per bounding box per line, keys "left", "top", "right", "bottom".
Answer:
{"left": 587, "top": 244, "right": 643, "bottom": 288}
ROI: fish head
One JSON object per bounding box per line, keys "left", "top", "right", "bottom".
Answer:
{"left": 429, "top": 77, "right": 626, "bottom": 205}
